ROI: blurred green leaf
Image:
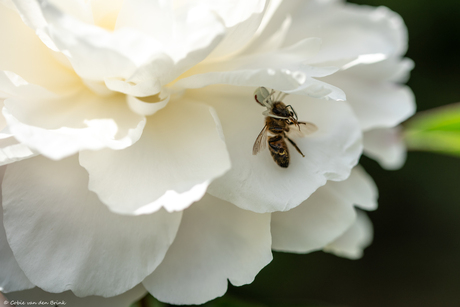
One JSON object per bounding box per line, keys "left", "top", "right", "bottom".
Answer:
{"left": 405, "top": 102, "right": 460, "bottom": 156}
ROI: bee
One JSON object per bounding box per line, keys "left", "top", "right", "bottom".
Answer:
{"left": 252, "top": 87, "right": 318, "bottom": 168}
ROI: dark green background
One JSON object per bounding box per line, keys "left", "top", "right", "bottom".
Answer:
{"left": 226, "top": 1, "right": 460, "bottom": 306}
{"left": 166, "top": 1, "right": 460, "bottom": 306}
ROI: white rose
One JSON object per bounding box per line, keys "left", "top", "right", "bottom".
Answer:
{"left": 0, "top": 0, "right": 414, "bottom": 305}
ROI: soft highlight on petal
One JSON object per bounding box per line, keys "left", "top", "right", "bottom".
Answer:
{"left": 79, "top": 99, "right": 231, "bottom": 215}
{"left": 14, "top": 0, "right": 171, "bottom": 97}
{"left": 4, "top": 89, "right": 146, "bottom": 160}
{"left": 116, "top": 0, "right": 227, "bottom": 70}
{"left": 177, "top": 38, "right": 346, "bottom": 101}
{"left": 143, "top": 194, "right": 272, "bottom": 305}
{"left": 281, "top": 1, "right": 408, "bottom": 67}
{"left": 203, "top": 0, "right": 267, "bottom": 60}
{"left": 0, "top": 4, "right": 81, "bottom": 95}
{"left": 2, "top": 155, "right": 181, "bottom": 297}
{"left": 323, "top": 65, "right": 415, "bottom": 131}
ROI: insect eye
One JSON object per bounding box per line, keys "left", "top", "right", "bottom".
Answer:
{"left": 290, "top": 111, "right": 294, "bottom": 116}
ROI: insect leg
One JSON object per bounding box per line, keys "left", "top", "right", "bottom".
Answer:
{"left": 285, "top": 135, "right": 305, "bottom": 157}
{"left": 286, "top": 105, "right": 298, "bottom": 120}
{"left": 275, "top": 91, "right": 282, "bottom": 101}
{"left": 288, "top": 120, "right": 301, "bottom": 131}
{"left": 279, "top": 92, "right": 288, "bottom": 101}
{"left": 261, "top": 89, "right": 275, "bottom": 106}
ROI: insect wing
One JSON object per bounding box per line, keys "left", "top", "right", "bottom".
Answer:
{"left": 253, "top": 125, "right": 268, "bottom": 155}
{"left": 254, "top": 87, "right": 272, "bottom": 107}
{"left": 288, "top": 121, "right": 318, "bottom": 138}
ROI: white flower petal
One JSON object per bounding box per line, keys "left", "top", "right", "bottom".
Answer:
{"left": 202, "top": 37, "right": 323, "bottom": 71}
{"left": 79, "top": 99, "right": 231, "bottom": 215}
{"left": 142, "top": 194, "right": 272, "bottom": 305}
{"left": 0, "top": 98, "right": 7, "bottom": 134}
{"left": 111, "top": 0, "right": 229, "bottom": 97}
{"left": 323, "top": 65, "right": 416, "bottom": 131}
{"left": 90, "top": 0, "right": 124, "bottom": 31}
{"left": 0, "top": 5, "right": 80, "bottom": 95}
{"left": 326, "top": 165, "right": 378, "bottom": 211}
{"left": 13, "top": 0, "right": 172, "bottom": 96}
{"left": 341, "top": 56, "right": 414, "bottom": 83}
{"left": 15, "top": 0, "right": 199, "bottom": 98}
{"left": 271, "top": 164, "right": 377, "bottom": 253}
{"left": 102, "top": 53, "right": 172, "bottom": 97}
{"left": 114, "top": 11, "right": 225, "bottom": 99}
{"left": 271, "top": 183, "right": 357, "bottom": 254}
{"left": 0, "top": 137, "right": 36, "bottom": 166}
{"left": 4, "top": 89, "right": 146, "bottom": 160}
{"left": 178, "top": 38, "right": 346, "bottom": 101}
{"left": 363, "top": 126, "right": 407, "bottom": 170}
{"left": 0, "top": 71, "right": 55, "bottom": 99}
{"left": 282, "top": 2, "right": 407, "bottom": 67}
{"left": 240, "top": 13, "right": 291, "bottom": 56}
{"left": 117, "top": 0, "right": 262, "bottom": 59}
{"left": 197, "top": 86, "right": 361, "bottom": 213}
{"left": 242, "top": 0, "right": 297, "bottom": 55}
{"left": 176, "top": 67, "right": 344, "bottom": 101}
{"left": 5, "top": 284, "right": 147, "bottom": 307}
{"left": 126, "top": 94, "right": 169, "bottom": 116}
{"left": 324, "top": 210, "right": 373, "bottom": 259}
{"left": 0, "top": 229, "right": 35, "bottom": 293}
{"left": 44, "top": 14, "right": 160, "bottom": 80}
{"left": 0, "top": 128, "right": 9, "bottom": 140}
{"left": 0, "top": 0, "right": 15, "bottom": 11}
{"left": 0, "top": 166, "right": 35, "bottom": 293}
{"left": 116, "top": 0, "right": 226, "bottom": 74}
{"left": 2, "top": 155, "right": 182, "bottom": 297}
{"left": 47, "top": 0, "right": 94, "bottom": 24}
{"left": 194, "top": 0, "right": 266, "bottom": 28}
{"left": 115, "top": 0, "right": 173, "bottom": 43}
{"left": 0, "top": 97, "right": 36, "bottom": 165}
{"left": 204, "top": 0, "right": 267, "bottom": 60}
